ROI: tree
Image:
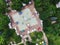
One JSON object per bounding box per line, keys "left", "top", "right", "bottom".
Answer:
{"left": 11, "top": 32, "right": 21, "bottom": 43}
{"left": 0, "top": 36, "right": 4, "bottom": 45}
{"left": 50, "top": 0, "right": 60, "bottom": 5}
{"left": 26, "top": 41, "right": 35, "bottom": 45}
{"left": 30, "top": 31, "right": 43, "bottom": 43}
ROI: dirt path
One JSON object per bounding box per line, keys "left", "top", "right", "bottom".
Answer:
{"left": 42, "top": 31, "right": 48, "bottom": 45}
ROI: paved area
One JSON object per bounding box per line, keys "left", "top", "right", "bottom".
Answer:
{"left": 42, "top": 31, "right": 48, "bottom": 45}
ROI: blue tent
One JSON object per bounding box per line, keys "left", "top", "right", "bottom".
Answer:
{"left": 19, "top": 11, "right": 23, "bottom": 15}
{"left": 16, "top": 21, "right": 19, "bottom": 24}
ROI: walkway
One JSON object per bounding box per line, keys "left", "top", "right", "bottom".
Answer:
{"left": 42, "top": 31, "right": 48, "bottom": 45}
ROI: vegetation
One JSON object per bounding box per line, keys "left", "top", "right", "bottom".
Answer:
{"left": 26, "top": 41, "right": 35, "bottom": 45}
{"left": 30, "top": 31, "right": 43, "bottom": 43}
{"left": 0, "top": 0, "right": 60, "bottom": 45}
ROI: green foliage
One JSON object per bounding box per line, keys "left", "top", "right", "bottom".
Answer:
{"left": 50, "top": 0, "right": 60, "bottom": 5}
{"left": 34, "top": 0, "right": 60, "bottom": 45}
{"left": 12, "top": 32, "right": 21, "bottom": 43}
{"left": 0, "top": 36, "right": 4, "bottom": 45}
{"left": 26, "top": 41, "right": 35, "bottom": 45}
{"left": 30, "top": 31, "right": 43, "bottom": 43}
{"left": 11, "top": 0, "right": 22, "bottom": 11}
{"left": 0, "top": 0, "right": 7, "bottom": 14}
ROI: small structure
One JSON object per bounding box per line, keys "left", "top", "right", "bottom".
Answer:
{"left": 22, "top": 3, "right": 26, "bottom": 6}
{"left": 56, "top": 2, "right": 60, "bottom": 8}
{"left": 50, "top": 17, "right": 57, "bottom": 24}
{"left": 36, "top": 43, "right": 38, "bottom": 45}
{"left": 8, "top": 23, "right": 12, "bottom": 29}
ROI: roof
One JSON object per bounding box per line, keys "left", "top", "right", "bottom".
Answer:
{"left": 50, "top": 17, "right": 57, "bottom": 21}
{"left": 11, "top": 8, "right": 38, "bottom": 32}
{"left": 8, "top": 3, "right": 43, "bottom": 35}
{"left": 56, "top": 2, "right": 60, "bottom": 8}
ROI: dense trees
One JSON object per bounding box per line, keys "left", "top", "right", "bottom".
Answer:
{"left": 30, "top": 31, "right": 43, "bottom": 43}
{"left": 0, "top": 0, "right": 7, "bottom": 14}
{"left": 11, "top": 32, "right": 21, "bottom": 43}
{"left": 50, "top": 0, "right": 60, "bottom": 5}
{"left": 34, "top": 0, "right": 60, "bottom": 45}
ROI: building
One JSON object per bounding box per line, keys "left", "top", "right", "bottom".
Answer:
{"left": 7, "top": 0, "right": 43, "bottom": 45}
